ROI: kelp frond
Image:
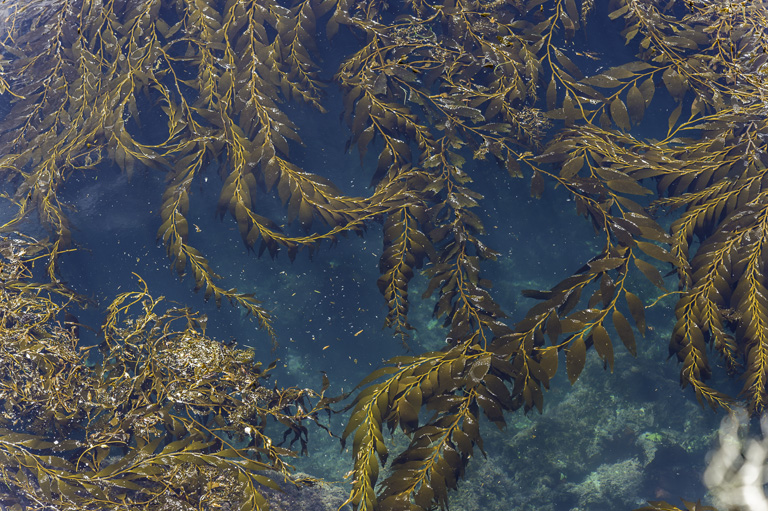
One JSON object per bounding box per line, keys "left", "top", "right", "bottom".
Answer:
{"left": 337, "top": 0, "right": 768, "bottom": 508}
{"left": 0, "top": 236, "right": 330, "bottom": 509}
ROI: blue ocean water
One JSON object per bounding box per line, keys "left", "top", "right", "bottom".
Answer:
{"left": 48, "top": 124, "right": 726, "bottom": 509}
{"left": 0, "top": 1, "right": 755, "bottom": 510}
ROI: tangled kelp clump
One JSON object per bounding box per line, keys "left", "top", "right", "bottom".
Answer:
{"left": 0, "top": 236, "right": 330, "bottom": 509}
{"left": 1, "top": 0, "right": 768, "bottom": 509}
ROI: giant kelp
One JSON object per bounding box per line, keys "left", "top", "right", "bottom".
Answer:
{"left": 0, "top": 0, "right": 767, "bottom": 510}
{"left": 0, "top": 235, "right": 330, "bottom": 509}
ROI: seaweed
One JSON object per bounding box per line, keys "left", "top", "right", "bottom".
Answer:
{"left": 0, "top": 235, "right": 331, "bottom": 509}
{"left": 0, "top": 0, "right": 767, "bottom": 509}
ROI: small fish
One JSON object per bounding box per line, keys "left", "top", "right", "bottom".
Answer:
{"left": 575, "top": 50, "right": 601, "bottom": 61}
{"left": 354, "top": 329, "right": 364, "bottom": 337}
